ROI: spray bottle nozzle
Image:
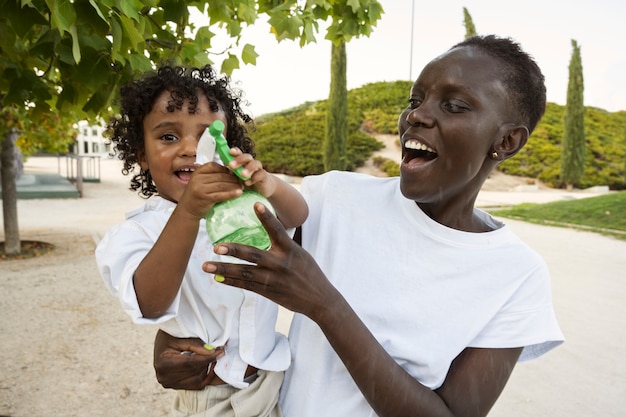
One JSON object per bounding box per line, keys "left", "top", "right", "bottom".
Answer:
{"left": 209, "top": 120, "right": 225, "bottom": 137}
{"left": 208, "top": 120, "right": 249, "bottom": 181}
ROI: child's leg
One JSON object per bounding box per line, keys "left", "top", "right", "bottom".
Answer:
{"left": 171, "top": 370, "right": 284, "bottom": 417}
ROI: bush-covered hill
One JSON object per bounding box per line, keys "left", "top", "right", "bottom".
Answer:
{"left": 250, "top": 81, "right": 626, "bottom": 189}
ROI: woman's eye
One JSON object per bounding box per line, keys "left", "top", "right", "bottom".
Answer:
{"left": 160, "top": 133, "right": 178, "bottom": 142}
{"left": 408, "top": 98, "right": 423, "bottom": 108}
{"left": 445, "top": 101, "right": 469, "bottom": 113}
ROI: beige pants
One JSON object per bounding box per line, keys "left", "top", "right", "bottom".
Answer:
{"left": 171, "top": 370, "right": 284, "bottom": 417}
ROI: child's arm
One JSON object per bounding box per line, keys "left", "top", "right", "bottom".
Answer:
{"left": 133, "top": 163, "right": 242, "bottom": 318}
{"left": 227, "top": 148, "right": 308, "bottom": 229}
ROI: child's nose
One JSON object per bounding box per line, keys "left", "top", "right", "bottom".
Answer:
{"left": 180, "top": 135, "right": 198, "bottom": 156}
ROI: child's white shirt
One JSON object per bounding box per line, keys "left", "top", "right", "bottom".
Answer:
{"left": 96, "top": 196, "right": 290, "bottom": 389}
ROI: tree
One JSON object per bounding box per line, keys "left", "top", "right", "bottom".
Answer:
{"left": 560, "top": 39, "right": 586, "bottom": 190}
{"left": 463, "top": 7, "right": 477, "bottom": 38}
{"left": 324, "top": 39, "right": 348, "bottom": 171}
{"left": 321, "top": 1, "right": 383, "bottom": 171}
{"left": 0, "top": 0, "right": 382, "bottom": 255}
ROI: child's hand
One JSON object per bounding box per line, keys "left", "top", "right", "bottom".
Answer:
{"left": 227, "top": 147, "right": 278, "bottom": 198}
{"left": 178, "top": 162, "right": 243, "bottom": 219}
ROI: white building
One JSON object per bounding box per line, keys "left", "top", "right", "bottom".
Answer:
{"left": 73, "top": 120, "right": 110, "bottom": 155}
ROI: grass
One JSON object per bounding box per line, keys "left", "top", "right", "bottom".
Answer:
{"left": 488, "top": 191, "right": 626, "bottom": 241}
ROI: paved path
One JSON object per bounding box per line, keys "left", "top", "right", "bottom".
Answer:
{"left": 2, "top": 156, "right": 625, "bottom": 416}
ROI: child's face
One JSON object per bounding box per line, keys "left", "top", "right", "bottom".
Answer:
{"left": 397, "top": 46, "right": 511, "bottom": 207}
{"left": 139, "top": 90, "right": 227, "bottom": 203}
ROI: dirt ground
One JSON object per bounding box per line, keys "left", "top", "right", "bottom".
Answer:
{"left": 1, "top": 138, "right": 624, "bottom": 416}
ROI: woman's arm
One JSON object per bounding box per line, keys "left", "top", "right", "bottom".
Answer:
{"left": 203, "top": 203, "right": 521, "bottom": 417}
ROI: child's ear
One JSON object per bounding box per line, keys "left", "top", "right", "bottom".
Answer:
{"left": 492, "top": 124, "right": 529, "bottom": 160}
{"left": 137, "top": 150, "right": 149, "bottom": 170}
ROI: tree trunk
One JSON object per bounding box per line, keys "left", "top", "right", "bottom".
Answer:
{"left": 324, "top": 39, "right": 348, "bottom": 171}
{"left": 1, "top": 129, "right": 21, "bottom": 255}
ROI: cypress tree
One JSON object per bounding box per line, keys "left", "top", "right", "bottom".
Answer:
{"left": 561, "top": 39, "right": 586, "bottom": 190}
{"left": 324, "top": 39, "right": 348, "bottom": 171}
{"left": 463, "top": 7, "right": 477, "bottom": 38}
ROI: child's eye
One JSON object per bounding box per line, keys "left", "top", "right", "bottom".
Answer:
{"left": 160, "top": 133, "right": 178, "bottom": 142}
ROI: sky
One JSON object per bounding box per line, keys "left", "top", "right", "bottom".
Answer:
{"left": 204, "top": 0, "right": 626, "bottom": 117}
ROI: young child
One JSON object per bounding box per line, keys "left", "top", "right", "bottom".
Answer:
{"left": 96, "top": 64, "right": 308, "bottom": 417}
{"left": 154, "top": 35, "right": 564, "bottom": 417}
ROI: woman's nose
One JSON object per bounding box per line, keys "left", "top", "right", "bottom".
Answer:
{"left": 405, "top": 105, "right": 435, "bottom": 128}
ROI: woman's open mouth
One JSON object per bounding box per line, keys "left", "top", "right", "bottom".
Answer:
{"left": 402, "top": 139, "right": 437, "bottom": 164}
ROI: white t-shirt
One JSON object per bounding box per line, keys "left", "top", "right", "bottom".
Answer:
{"left": 96, "top": 196, "right": 290, "bottom": 389}
{"left": 279, "top": 171, "right": 564, "bottom": 417}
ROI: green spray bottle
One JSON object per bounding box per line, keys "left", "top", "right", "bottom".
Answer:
{"left": 201, "top": 120, "right": 275, "bottom": 250}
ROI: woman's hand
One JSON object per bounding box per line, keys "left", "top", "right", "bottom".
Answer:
{"left": 202, "top": 202, "right": 334, "bottom": 320}
{"left": 153, "top": 330, "right": 224, "bottom": 390}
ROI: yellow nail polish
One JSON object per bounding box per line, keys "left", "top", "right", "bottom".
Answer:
{"left": 214, "top": 275, "right": 225, "bottom": 283}
{"left": 204, "top": 343, "right": 215, "bottom": 351}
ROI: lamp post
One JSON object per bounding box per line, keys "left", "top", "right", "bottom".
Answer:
{"left": 409, "top": 0, "right": 415, "bottom": 81}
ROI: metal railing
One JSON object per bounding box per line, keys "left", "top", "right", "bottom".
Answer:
{"left": 57, "top": 154, "right": 101, "bottom": 197}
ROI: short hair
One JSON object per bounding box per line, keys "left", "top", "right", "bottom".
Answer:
{"left": 452, "top": 35, "right": 546, "bottom": 133}
{"left": 107, "top": 64, "right": 255, "bottom": 198}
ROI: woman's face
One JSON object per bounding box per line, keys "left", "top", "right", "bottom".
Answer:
{"left": 397, "top": 46, "right": 512, "bottom": 210}
{"left": 139, "top": 90, "right": 227, "bottom": 203}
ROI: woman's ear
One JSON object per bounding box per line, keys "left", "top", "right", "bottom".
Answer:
{"left": 492, "top": 124, "right": 529, "bottom": 160}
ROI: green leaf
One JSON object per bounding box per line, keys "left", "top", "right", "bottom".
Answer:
{"left": 129, "top": 53, "right": 152, "bottom": 73}
{"left": 267, "top": 13, "right": 302, "bottom": 41}
{"left": 46, "top": 0, "right": 76, "bottom": 35}
{"left": 226, "top": 20, "right": 242, "bottom": 37}
{"left": 82, "top": 86, "right": 114, "bottom": 115}
{"left": 160, "top": 0, "right": 189, "bottom": 23}
{"left": 207, "top": 2, "right": 233, "bottom": 23}
{"left": 88, "top": 0, "right": 108, "bottom": 22}
{"left": 56, "top": 82, "right": 77, "bottom": 110}
{"left": 110, "top": 17, "right": 123, "bottom": 62}
{"left": 241, "top": 43, "right": 258, "bottom": 65}
{"left": 180, "top": 42, "right": 201, "bottom": 64}
{"left": 302, "top": 21, "right": 318, "bottom": 45}
{"left": 194, "top": 26, "right": 215, "bottom": 47}
{"left": 54, "top": 39, "right": 76, "bottom": 64}
{"left": 220, "top": 53, "right": 240, "bottom": 76}
{"left": 4, "top": 2, "right": 48, "bottom": 38}
{"left": 346, "top": 0, "right": 360, "bottom": 12}
{"left": 193, "top": 52, "right": 213, "bottom": 67}
{"left": 235, "top": 2, "right": 258, "bottom": 24}
{"left": 69, "top": 24, "right": 81, "bottom": 63}
{"left": 119, "top": 0, "right": 142, "bottom": 22}
{"left": 119, "top": 15, "right": 145, "bottom": 50}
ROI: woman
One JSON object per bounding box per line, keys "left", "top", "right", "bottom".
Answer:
{"left": 153, "top": 35, "right": 563, "bottom": 417}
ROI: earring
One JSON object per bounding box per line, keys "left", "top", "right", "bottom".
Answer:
{"left": 491, "top": 151, "right": 498, "bottom": 159}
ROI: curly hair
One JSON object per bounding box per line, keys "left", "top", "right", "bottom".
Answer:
{"left": 452, "top": 35, "right": 547, "bottom": 134}
{"left": 106, "top": 64, "right": 256, "bottom": 198}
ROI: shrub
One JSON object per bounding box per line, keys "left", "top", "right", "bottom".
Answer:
{"left": 250, "top": 84, "right": 626, "bottom": 189}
